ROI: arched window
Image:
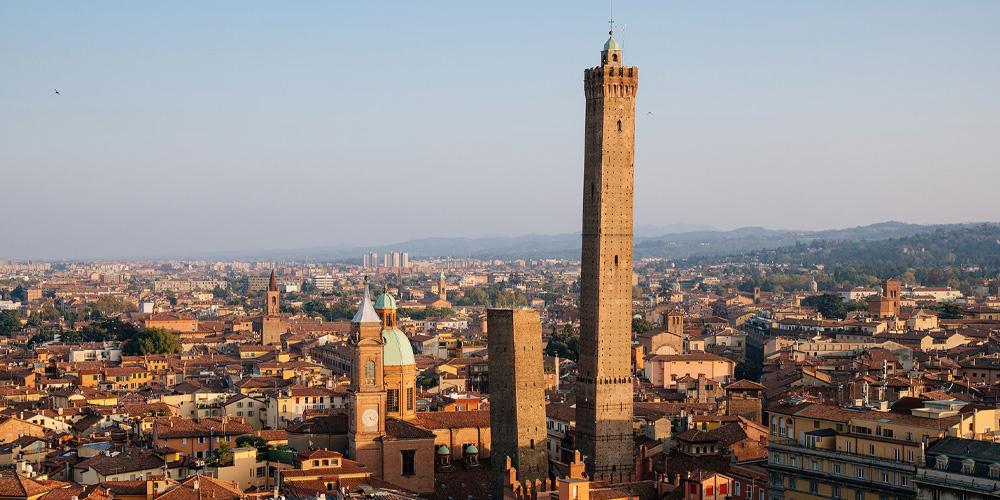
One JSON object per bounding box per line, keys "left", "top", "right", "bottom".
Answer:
{"left": 364, "top": 360, "right": 376, "bottom": 385}
{"left": 612, "top": 54, "right": 618, "bottom": 62}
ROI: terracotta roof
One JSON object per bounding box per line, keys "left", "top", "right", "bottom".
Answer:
{"left": 676, "top": 429, "right": 719, "bottom": 443}
{"left": 279, "top": 460, "right": 370, "bottom": 477}
{"left": 0, "top": 476, "right": 66, "bottom": 498}
{"left": 384, "top": 418, "right": 437, "bottom": 440}
{"left": 296, "top": 449, "right": 343, "bottom": 460}
{"left": 157, "top": 475, "right": 241, "bottom": 500}
{"left": 413, "top": 409, "right": 490, "bottom": 430}
{"left": 286, "top": 413, "right": 348, "bottom": 435}
{"left": 154, "top": 416, "right": 252, "bottom": 438}
{"left": 74, "top": 449, "right": 165, "bottom": 475}
{"left": 725, "top": 379, "right": 765, "bottom": 390}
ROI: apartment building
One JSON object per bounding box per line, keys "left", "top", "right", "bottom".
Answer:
{"left": 764, "top": 400, "right": 978, "bottom": 500}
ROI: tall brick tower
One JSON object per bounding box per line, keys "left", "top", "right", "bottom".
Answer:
{"left": 575, "top": 29, "right": 638, "bottom": 478}
{"left": 261, "top": 270, "right": 283, "bottom": 346}
{"left": 487, "top": 309, "right": 549, "bottom": 499}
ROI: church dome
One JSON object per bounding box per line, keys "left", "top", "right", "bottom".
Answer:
{"left": 374, "top": 291, "right": 397, "bottom": 310}
{"left": 604, "top": 34, "right": 620, "bottom": 51}
{"left": 436, "top": 445, "right": 450, "bottom": 456}
{"left": 464, "top": 444, "right": 478, "bottom": 455}
{"left": 382, "top": 328, "right": 415, "bottom": 366}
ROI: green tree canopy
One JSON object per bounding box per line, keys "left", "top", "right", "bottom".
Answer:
{"left": 235, "top": 434, "right": 267, "bottom": 450}
{"left": 94, "top": 294, "right": 135, "bottom": 317}
{"left": 544, "top": 324, "right": 579, "bottom": 362}
{"left": 632, "top": 317, "right": 653, "bottom": 334}
{"left": 122, "top": 327, "right": 180, "bottom": 355}
{"left": 0, "top": 310, "right": 22, "bottom": 335}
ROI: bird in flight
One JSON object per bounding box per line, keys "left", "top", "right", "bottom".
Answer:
{"left": 54, "top": 89, "right": 60, "bottom": 95}
{"left": 646, "top": 111, "right": 652, "bottom": 115}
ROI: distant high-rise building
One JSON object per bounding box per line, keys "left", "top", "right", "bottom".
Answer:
{"left": 575, "top": 28, "right": 638, "bottom": 478}
{"left": 312, "top": 274, "right": 335, "bottom": 291}
{"left": 487, "top": 308, "right": 549, "bottom": 499}
{"left": 401, "top": 252, "right": 409, "bottom": 268}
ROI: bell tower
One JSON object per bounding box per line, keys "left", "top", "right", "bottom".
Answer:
{"left": 348, "top": 279, "right": 387, "bottom": 476}
{"left": 575, "top": 28, "right": 638, "bottom": 478}
{"left": 261, "top": 270, "right": 283, "bottom": 346}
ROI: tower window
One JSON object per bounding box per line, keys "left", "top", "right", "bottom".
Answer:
{"left": 617, "top": 120, "right": 622, "bottom": 131}
{"left": 614, "top": 255, "right": 619, "bottom": 266}
{"left": 612, "top": 54, "right": 618, "bottom": 62}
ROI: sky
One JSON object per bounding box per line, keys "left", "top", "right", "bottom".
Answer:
{"left": 2, "top": 1, "right": 999, "bottom": 260}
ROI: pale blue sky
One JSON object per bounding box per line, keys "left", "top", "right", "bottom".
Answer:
{"left": 2, "top": 1, "right": 998, "bottom": 259}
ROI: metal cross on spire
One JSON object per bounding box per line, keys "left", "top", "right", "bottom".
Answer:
{"left": 609, "top": 0, "right": 614, "bottom": 34}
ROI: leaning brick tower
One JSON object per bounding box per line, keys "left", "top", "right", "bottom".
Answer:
{"left": 575, "top": 29, "right": 638, "bottom": 479}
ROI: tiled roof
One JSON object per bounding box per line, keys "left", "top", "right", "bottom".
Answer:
{"left": 154, "top": 416, "right": 252, "bottom": 438}
{"left": 413, "top": 409, "right": 490, "bottom": 430}
{"left": 385, "top": 418, "right": 436, "bottom": 440}
{"left": 725, "top": 379, "right": 765, "bottom": 390}
{"left": 0, "top": 476, "right": 65, "bottom": 498}
{"left": 74, "top": 449, "right": 165, "bottom": 475}
{"left": 286, "top": 413, "right": 348, "bottom": 435}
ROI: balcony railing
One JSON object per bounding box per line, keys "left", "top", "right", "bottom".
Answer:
{"left": 769, "top": 441, "right": 916, "bottom": 474}
{"left": 912, "top": 469, "right": 1000, "bottom": 494}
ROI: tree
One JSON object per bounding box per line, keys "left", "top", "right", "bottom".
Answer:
{"left": 0, "top": 310, "right": 22, "bottom": 335}
{"left": 236, "top": 434, "right": 267, "bottom": 451}
{"left": 28, "top": 331, "right": 54, "bottom": 347}
{"left": 632, "top": 317, "right": 652, "bottom": 334}
{"left": 122, "top": 327, "right": 180, "bottom": 355}
{"left": 61, "top": 330, "right": 84, "bottom": 343}
{"left": 544, "top": 324, "right": 579, "bottom": 362}
{"left": 94, "top": 294, "right": 135, "bottom": 317}
{"left": 932, "top": 303, "right": 964, "bottom": 320}
{"left": 212, "top": 286, "right": 230, "bottom": 299}
{"left": 735, "top": 360, "right": 762, "bottom": 382}
{"left": 80, "top": 317, "right": 139, "bottom": 342}
{"left": 211, "top": 441, "right": 233, "bottom": 466}
{"left": 801, "top": 294, "right": 850, "bottom": 319}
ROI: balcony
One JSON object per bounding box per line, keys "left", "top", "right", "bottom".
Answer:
{"left": 913, "top": 469, "right": 1000, "bottom": 494}
{"left": 769, "top": 441, "right": 916, "bottom": 475}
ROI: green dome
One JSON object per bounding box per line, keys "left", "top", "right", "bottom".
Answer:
{"left": 465, "top": 445, "right": 478, "bottom": 454}
{"left": 374, "top": 291, "right": 397, "bottom": 310}
{"left": 437, "top": 446, "right": 450, "bottom": 456}
{"left": 382, "top": 328, "right": 415, "bottom": 366}
{"left": 604, "top": 35, "right": 620, "bottom": 51}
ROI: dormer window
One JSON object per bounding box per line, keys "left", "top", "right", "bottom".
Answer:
{"left": 936, "top": 455, "right": 949, "bottom": 470}
{"left": 962, "top": 458, "right": 976, "bottom": 474}
{"left": 989, "top": 463, "right": 1000, "bottom": 478}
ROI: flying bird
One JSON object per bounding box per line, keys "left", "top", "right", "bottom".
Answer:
{"left": 646, "top": 111, "right": 652, "bottom": 115}
{"left": 54, "top": 89, "right": 60, "bottom": 95}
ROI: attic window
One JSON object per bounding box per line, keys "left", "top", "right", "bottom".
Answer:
{"left": 989, "top": 463, "right": 1000, "bottom": 478}
{"left": 936, "top": 455, "right": 949, "bottom": 470}
{"left": 962, "top": 458, "right": 976, "bottom": 474}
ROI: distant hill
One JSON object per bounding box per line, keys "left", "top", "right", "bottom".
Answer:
{"left": 634, "top": 223, "right": 717, "bottom": 238}
{"left": 226, "top": 221, "right": 987, "bottom": 262}
{"left": 708, "top": 223, "right": 1000, "bottom": 277}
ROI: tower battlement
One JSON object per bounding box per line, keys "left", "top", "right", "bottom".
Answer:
{"left": 584, "top": 66, "right": 638, "bottom": 99}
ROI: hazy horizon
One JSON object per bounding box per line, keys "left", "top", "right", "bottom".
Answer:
{"left": 3, "top": 2, "right": 998, "bottom": 260}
